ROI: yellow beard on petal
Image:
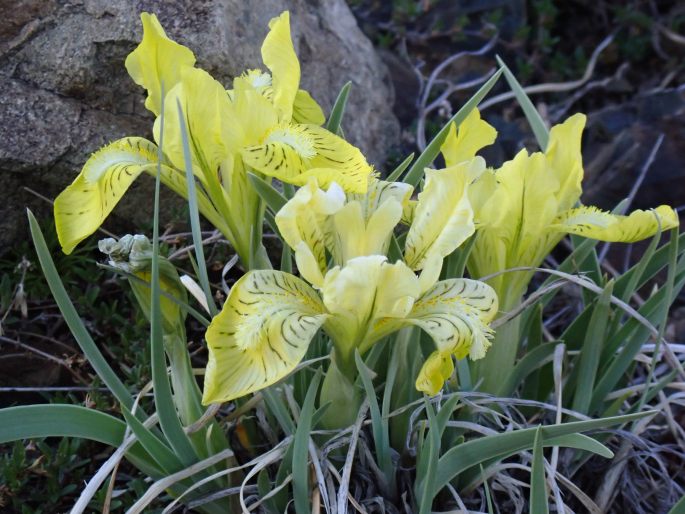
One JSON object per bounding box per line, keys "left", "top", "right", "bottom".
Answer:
{"left": 265, "top": 125, "right": 317, "bottom": 160}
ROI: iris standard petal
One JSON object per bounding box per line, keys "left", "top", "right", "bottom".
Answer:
{"left": 261, "top": 11, "right": 300, "bottom": 122}
{"left": 439, "top": 108, "right": 497, "bottom": 167}
{"left": 275, "top": 179, "right": 345, "bottom": 272}
{"left": 545, "top": 113, "right": 586, "bottom": 211}
{"left": 125, "top": 13, "right": 196, "bottom": 116}
{"left": 322, "top": 256, "right": 420, "bottom": 351}
{"left": 333, "top": 197, "right": 403, "bottom": 263}
{"left": 404, "top": 159, "right": 482, "bottom": 270}
{"left": 157, "top": 67, "right": 232, "bottom": 175}
{"left": 292, "top": 90, "right": 326, "bottom": 125}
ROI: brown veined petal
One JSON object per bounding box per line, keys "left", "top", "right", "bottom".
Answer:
{"left": 202, "top": 270, "right": 327, "bottom": 404}
{"left": 56, "top": 137, "right": 231, "bottom": 257}
{"left": 54, "top": 138, "right": 159, "bottom": 255}
{"left": 241, "top": 124, "right": 312, "bottom": 182}
{"left": 303, "top": 125, "right": 373, "bottom": 193}
{"left": 551, "top": 204, "right": 680, "bottom": 242}
{"left": 406, "top": 278, "right": 498, "bottom": 360}
{"left": 241, "top": 124, "right": 373, "bottom": 193}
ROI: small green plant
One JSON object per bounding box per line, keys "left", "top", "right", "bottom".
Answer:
{"left": 1, "top": 9, "right": 683, "bottom": 513}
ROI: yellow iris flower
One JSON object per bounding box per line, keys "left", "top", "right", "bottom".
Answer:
{"left": 438, "top": 111, "right": 680, "bottom": 307}
{"left": 54, "top": 11, "right": 372, "bottom": 262}
{"left": 203, "top": 256, "right": 497, "bottom": 403}
{"left": 227, "top": 13, "right": 373, "bottom": 193}
{"left": 202, "top": 171, "right": 499, "bottom": 404}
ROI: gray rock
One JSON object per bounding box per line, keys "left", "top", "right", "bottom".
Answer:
{"left": 0, "top": 0, "right": 399, "bottom": 255}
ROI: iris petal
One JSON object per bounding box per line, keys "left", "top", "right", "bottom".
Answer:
{"left": 551, "top": 205, "right": 679, "bottom": 242}
{"left": 203, "top": 270, "right": 326, "bottom": 404}
{"left": 416, "top": 351, "right": 455, "bottom": 396}
{"left": 261, "top": 11, "right": 300, "bottom": 122}
{"left": 439, "top": 108, "right": 497, "bottom": 167}
{"left": 292, "top": 90, "right": 326, "bottom": 125}
{"left": 242, "top": 124, "right": 372, "bottom": 193}
{"left": 125, "top": 13, "right": 196, "bottom": 116}
{"left": 322, "top": 256, "right": 420, "bottom": 352}
{"left": 55, "top": 138, "right": 159, "bottom": 254}
{"left": 275, "top": 179, "right": 345, "bottom": 274}
{"left": 404, "top": 159, "right": 481, "bottom": 270}
{"left": 407, "top": 278, "right": 498, "bottom": 358}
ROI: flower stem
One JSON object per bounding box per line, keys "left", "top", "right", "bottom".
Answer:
{"left": 319, "top": 349, "right": 361, "bottom": 429}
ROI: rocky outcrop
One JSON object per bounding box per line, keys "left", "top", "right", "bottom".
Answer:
{"left": 0, "top": 0, "right": 399, "bottom": 254}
